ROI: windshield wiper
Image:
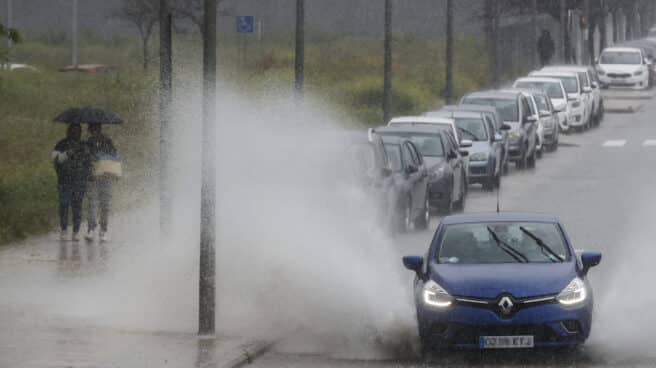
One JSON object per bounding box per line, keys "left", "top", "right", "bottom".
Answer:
{"left": 487, "top": 227, "right": 529, "bottom": 263}
{"left": 457, "top": 126, "right": 481, "bottom": 141}
{"left": 519, "top": 227, "right": 564, "bottom": 263}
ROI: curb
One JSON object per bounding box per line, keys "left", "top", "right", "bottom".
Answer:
{"left": 221, "top": 340, "right": 274, "bottom": 368}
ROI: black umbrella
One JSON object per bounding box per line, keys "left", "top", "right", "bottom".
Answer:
{"left": 54, "top": 106, "right": 123, "bottom": 125}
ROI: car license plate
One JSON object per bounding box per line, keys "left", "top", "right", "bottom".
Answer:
{"left": 479, "top": 335, "right": 534, "bottom": 349}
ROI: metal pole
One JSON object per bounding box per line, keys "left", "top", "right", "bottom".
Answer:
{"left": 531, "top": 0, "right": 538, "bottom": 68}
{"left": 560, "top": 0, "right": 568, "bottom": 63}
{"left": 72, "top": 0, "right": 78, "bottom": 67}
{"left": 445, "top": 0, "right": 454, "bottom": 105}
{"left": 383, "top": 0, "right": 392, "bottom": 123}
{"left": 7, "top": 0, "right": 12, "bottom": 49}
{"left": 294, "top": 0, "right": 304, "bottom": 95}
{"left": 199, "top": 0, "right": 217, "bottom": 336}
{"left": 159, "top": 0, "right": 172, "bottom": 236}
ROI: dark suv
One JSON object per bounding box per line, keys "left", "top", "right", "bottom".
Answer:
{"left": 461, "top": 91, "right": 538, "bottom": 169}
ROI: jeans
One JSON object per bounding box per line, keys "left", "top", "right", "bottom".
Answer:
{"left": 87, "top": 176, "right": 112, "bottom": 233}
{"left": 58, "top": 183, "right": 85, "bottom": 233}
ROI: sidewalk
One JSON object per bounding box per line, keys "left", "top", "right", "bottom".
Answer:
{"left": 0, "top": 233, "right": 271, "bottom": 368}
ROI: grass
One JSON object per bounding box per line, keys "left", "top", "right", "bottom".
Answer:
{"left": 0, "top": 31, "right": 490, "bottom": 245}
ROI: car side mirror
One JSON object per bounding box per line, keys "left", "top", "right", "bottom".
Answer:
{"left": 583, "top": 86, "right": 592, "bottom": 93}
{"left": 493, "top": 133, "right": 503, "bottom": 142}
{"left": 580, "top": 251, "right": 602, "bottom": 275}
{"left": 500, "top": 123, "right": 512, "bottom": 131}
{"left": 458, "top": 149, "right": 469, "bottom": 157}
{"left": 523, "top": 115, "right": 537, "bottom": 124}
{"left": 591, "top": 81, "right": 599, "bottom": 89}
{"left": 594, "top": 58, "right": 599, "bottom": 64}
{"left": 403, "top": 255, "right": 424, "bottom": 274}
{"left": 459, "top": 139, "right": 473, "bottom": 148}
{"left": 447, "top": 150, "right": 458, "bottom": 160}
{"left": 405, "top": 164, "right": 418, "bottom": 174}
{"left": 539, "top": 110, "right": 552, "bottom": 118}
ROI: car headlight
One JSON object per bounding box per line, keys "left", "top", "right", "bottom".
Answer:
{"left": 423, "top": 280, "right": 453, "bottom": 308}
{"left": 557, "top": 277, "right": 587, "bottom": 306}
{"left": 469, "top": 152, "right": 488, "bottom": 162}
{"left": 509, "top": 131, "right": 521, "bottom": 140}
{"left": 430, "top": 167, "right": 446, "bottom": 180}
{"left": 634, "top": 70, "right": 643, "bottom": 76}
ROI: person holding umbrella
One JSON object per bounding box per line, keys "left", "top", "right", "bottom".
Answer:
{"left": 54, "top": 106, "right": 122, "bottom": 243}
{"left": 85, "top": 123, "right": 120, "bottom": 242}
{"left": 52, "top": 123, "right": 90, "bottom": 241}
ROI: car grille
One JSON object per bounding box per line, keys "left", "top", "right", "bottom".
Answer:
{"left": 454, "top": 294, "right": 557, "bottom": 319}
{"left": 607, "top": 73, "right": 631, "bottom": 78}
{"left": 469, "top": 167, "right": 487, "bottom": 175}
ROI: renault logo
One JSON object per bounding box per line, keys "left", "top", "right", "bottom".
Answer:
{"left": 498, "top": 296, "right": 514, "bottom": 315}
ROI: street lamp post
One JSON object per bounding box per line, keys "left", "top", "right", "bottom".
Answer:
{"left": 199, "top": 0, "right": 217, "bottom": 336}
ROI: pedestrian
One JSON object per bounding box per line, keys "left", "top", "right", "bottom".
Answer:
{"left": 85, "top": 123, "right": 119, "bottom": 242}
{"left": 537, "top": 29, "right": 556, "bottom": 67}
{"left": 52, "top": 123, "right": 90, "bottom": 241}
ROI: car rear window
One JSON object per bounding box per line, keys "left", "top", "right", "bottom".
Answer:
{"left": 461, "top": 98, "right": 518, "bottom": 123}
{"left": 438, "top": 222, "right": 571, "bottom": 264}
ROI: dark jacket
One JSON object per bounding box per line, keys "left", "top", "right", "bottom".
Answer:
{"left": 87, "top": 134, "right": 118, "bottom": 161}
{"left": 538, "top": 33, "right": 555, "bottom": 61}
{"left": 52, "top": 138, "right": 91, "bottom": 185}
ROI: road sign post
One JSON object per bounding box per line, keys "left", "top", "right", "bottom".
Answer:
{"left": 236, "top": 16, "right": 254, "bottom": 67}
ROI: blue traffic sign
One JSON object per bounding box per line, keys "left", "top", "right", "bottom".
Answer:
{"left": 236, "top": 16, "right": 254, "bottom": 33}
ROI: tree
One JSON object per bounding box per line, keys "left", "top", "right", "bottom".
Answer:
{"left": 445, "top": 0, "right": 454, "bottom": 104}
{"left": 295, "top": 0, "right": 305, "bottom": 95}
{"left": 171, "top": 0, "right": 227, "bottom": 34}
{"left": 114, "top": 0, "right": 160, "bottom": 71}
{"left": 0, "top": 23, "right": 20, "bottom": 63}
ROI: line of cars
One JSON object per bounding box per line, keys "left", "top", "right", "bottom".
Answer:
{"left": 356, "top": 63, "right": 608, "bottom": 235}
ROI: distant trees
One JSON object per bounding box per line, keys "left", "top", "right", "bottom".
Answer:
{"left": 0, "top": 23, "right": 20, "bottom": 63}
{"left": 114, "top": 0, "right": 160, "bottom": 71}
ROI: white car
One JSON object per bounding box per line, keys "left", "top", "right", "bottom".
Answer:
{"left": 513, "top": 77, "right": 570, "bottom": 133}
{"left": 530, "top": 70, "right": 587, "bottom": 131}
{"left": 388, "top": 116, "right": 461, "bottom": 143}
{"left": 541, "top": 65, "right": 601, "bottom": 126}
{"left": 596, "top": 47, "right": 650, "bottom": 90}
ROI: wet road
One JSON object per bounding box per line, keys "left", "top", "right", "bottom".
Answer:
{"left": 252, "top": 95, "right": 656, "bottom": 367}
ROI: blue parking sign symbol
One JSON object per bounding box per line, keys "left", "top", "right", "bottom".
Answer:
{"left": 236, "top": 16, "right": 254, "bottom": 33}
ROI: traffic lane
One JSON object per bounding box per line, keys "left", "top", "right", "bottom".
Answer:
{"left": 260, "top": 98, "right": 656, "bottom": 367}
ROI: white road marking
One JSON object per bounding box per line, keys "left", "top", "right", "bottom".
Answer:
{"left": 603, "top": 140, "right": 627, "bottom": 147}
{"left": 643, "top": 140, "right": 656, "bottom": 147}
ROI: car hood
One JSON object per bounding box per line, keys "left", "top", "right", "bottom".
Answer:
{"left": 599, "top": 64, "right": 643, "bottom": 73}
{"left": 433, "top": 262, "right": 576, "bottom": 299}
{"left": 467, "top": 141, "right": 491, "bottom": 155}
{"left": 423, "top": 156, "right": 447, "bottom": 170}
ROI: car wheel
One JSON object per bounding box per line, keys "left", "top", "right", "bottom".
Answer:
{"left": 516, "top": 146, "right": 527, "bottom": 169}
{"left": 494, "top": 172, "right": 501, "bottom": 188}
{"left": 453, "top": 180, "right": 466, "bottom": 212}
{"left": 483, "top": 177, "right": 494, "bottom": 191}
{"left": 395, "top": 197, "right": 412, "bottom": 233}
{"left": 599, "top": 101, "right": 605, "bottom": 123}
{"left": 536, "top": 145, "right": 543, "bottom": 159}
{"left": 527, "top": 148, "right": 536, "bottom": 169}
{"left": 414, "top": 194, "right": 430, "bottom": 230}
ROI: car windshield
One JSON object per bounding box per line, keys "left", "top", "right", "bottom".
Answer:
{"left": 454, "top": 118, "right": 488, "bottom": 141}
{"left": 600, "top": 51, "right": 642, "bottom": 64}
{"left": 515, "top": 81, "right": 564, "bottom": 99}
{"left": 383, "top": 144, "right": 403, "bottom": 172}
{"left": 438, "top": 222, "right": 571, "bottom": 264}
{"left": 462, "top": 98, "right": 518, "bottom": 122}
{"left": 534, "top": 95, "right": 550, "bottom": 111}
{"left": 542, "top": 76, "right": 578, "bottom": 93}
{"left": 378, "top": 132, "right": 444, "bottom": 157}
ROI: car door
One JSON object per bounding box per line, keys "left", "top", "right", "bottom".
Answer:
{"left": 407, "top": 141, "right": 428, "bottom": 211}
{"left": 401, "top": 142, "right": 424, "bottom": 215}
{"left": 520, "top": 96, "right": 536, "bottom": 153}
{"left": 444, "top": 132, "right": 464, "bottom": 198}
{"left": 485, "top": 115, "right": 502, "bottom": 175}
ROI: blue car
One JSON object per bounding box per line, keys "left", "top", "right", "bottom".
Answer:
{"left": 403, "top": 212, "right": 601, "bottom": 350}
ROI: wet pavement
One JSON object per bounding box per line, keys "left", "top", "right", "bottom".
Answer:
{"left": 250, "top": 92, "right": 656, "bottom": 366}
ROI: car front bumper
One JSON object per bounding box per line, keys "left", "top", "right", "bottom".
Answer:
{"left": 468, "top": 161, "right": 493, "bottom": 183}
{"left": 599, "top": 74, "right": 648, "bottom": 90}
{"left": 417, "top": 299, "right": 592, "bottom": 349}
